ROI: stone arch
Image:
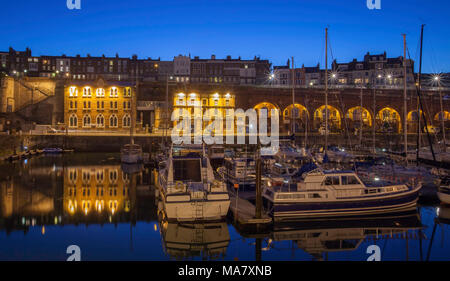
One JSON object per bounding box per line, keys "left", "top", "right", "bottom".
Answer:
{"left": 313, "top": 105, "right": 342, "bottom": 131}
{"left": 434, "top": 111, "right": 450, "bottom": 121}
{"left": 253, "top": 102, "right": 280, "bottom": 117}
{"left": 407, "top": 110, "right": 423, "bottom": 122}
{"left": 346, "top": 106, "right": 372, "bottom": 127}
{"left": 283, "top": 104, "right": 309, "bottom": 132}
{"left": 377, "top": 107, "right": 401, "bottom": 133}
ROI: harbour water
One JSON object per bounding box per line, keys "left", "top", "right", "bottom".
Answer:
{"left": 0, "top": 153, "right": 449, "bottom": 261}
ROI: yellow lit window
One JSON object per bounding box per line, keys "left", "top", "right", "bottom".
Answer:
{"left": 83, "top": 87, "right": 92, "bottom": 97}
{"left": 96, "top": 88, "right": 105, "bottom": 97}
{"left": 69, "top": 86, "right": 78, "bottom": 97}
{"left": 110, "top": 87, "right": 118, "bottom": 97}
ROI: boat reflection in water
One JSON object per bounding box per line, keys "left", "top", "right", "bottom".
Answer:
{"left": 437, "top": 205, "right": 450, "bottom": 224}
{"left": 159, "top": 219, "right": 230, "bottom": 260}
{"left": 246, "top": 211, "right": 423, "bottom": 261}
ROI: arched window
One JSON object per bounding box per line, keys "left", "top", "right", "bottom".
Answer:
{"left": 109, "top": 114, "right": 118, "bottom": 128}
{"left": 68, "top": 169, "right": 77, "bottom": 183}
{"left": 122, "top": 114, "right": 131, "bottom": 128}
{"left": 69, "top": 114, "right": 78, "bottom": 128}
{"left": 110, "top": 87, "right": 118, "bottom": 97}
{"left": 83, "top": 87, "right": 92, "bottom": 97}
{"left": 96, "top": 88, "right": 105, "bottom": 97}
{"left": 69, "top": 87, "right": 78, "bottom": 97}
{"left": 124, "top": 87, "right": 131, "bottom": 97}
{"left": 83, "top": 114, "right": 91, "bottom": 127}
{"left": 109, "top": 169, "right": 118, "bottom": 183}
{"left": 96, "top": 170, "right": 104, "bottom": 184}
{"left": 96, "top": 114, "right": 104, "bottom": 128}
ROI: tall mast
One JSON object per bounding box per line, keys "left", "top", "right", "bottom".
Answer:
{"left": 359, "top": 81, "right": 363, "bottom": 145}
{"left": 439, "top": 84, "right": 447, "bottom": 152}
{"left": 325, "top": 28, "right": 328, "bottom": 155}
{"left": 403, "top": 34, "right": 408, "bottom": 163}
{"left": 415, "top": 24, "right": 437, "bottom": 163}
{"left": 372, "top": 80, "right": 376, "bottom": 153}
{"left": 291, "top": 56, "right": 295, "bottom": 137}
{"left": 131, "top": 65, "right": 138, "bottom": 145}
{"left": 165, "top": 74, "right": 169, "bottom": 144}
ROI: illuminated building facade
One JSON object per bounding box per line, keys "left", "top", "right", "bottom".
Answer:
{"left": 64, "top": 78, "right": 136, "bottom": 132}
{"left": 172, "top": 92, "right": 236, "bottom": 133}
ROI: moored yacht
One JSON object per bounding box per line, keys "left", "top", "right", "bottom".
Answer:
{"left": 156, "top": 145, "right": 230, "bottom": 222}
{"left": 263, "top": 169, "right": 421, "bottom": 221}
{"left": 437, "top": 176, "right": 450, "bottom": 204}
{"left": 217, "top": 156, "right": 257, "bottom": 189}
{"left": 120, "top": 143, "right": 143, "bottom": 164}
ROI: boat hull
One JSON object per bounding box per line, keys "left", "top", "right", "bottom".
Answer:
{"left": 438, "top": 188, "right": 450, "bottom": 205}
{"left": 264, "top": 190, "right": 420, "bottom": 221}
{"left": 121, "top": 153, "right": 142, "bottom": 164}
{"left": 156, "top": 172, "right": 230, "bottom": 222}
{"left": 163, "top": 199, "right": 230, "bottom": 222}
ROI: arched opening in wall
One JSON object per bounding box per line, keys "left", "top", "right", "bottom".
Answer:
{"left": 82, "top": 114, "right": 91, "bottom": 128}
{"left": 283, "top": 104, "right": 309, "bottom": 133}
{"left": 377, "top": 107, "right": 401, "bottom": 133}
{"left": 434, "top": 111, "right": 450, "bottom": 130}
{"left": 407, "top": 110, "right": 425, "bottom": 133}
{"left": 345, "top": 106, "right": 372, "bottom": 132}
{"left": 109, "top": 114, "right": 118, "bottom": 128}
{"left": 96, "top": 114, "right": 105, "bottom": 128}
{"left": 69, "top": 114, "right": 78, "bottom": 128}
{"left": 254, "top": 102, "right": 280, "bottom": 117}
{"left": 122, "top": 114, "right": 131, "bottom": 128}
{"left": 313, "top": 105, "right": 341, "bottom": 132}
{"left": 254, "top": 102, "right": 280, "bottom": 133}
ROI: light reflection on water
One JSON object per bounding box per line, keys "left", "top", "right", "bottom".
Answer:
{"left": 0, "top": 153, "right": 449, "bottom": 261}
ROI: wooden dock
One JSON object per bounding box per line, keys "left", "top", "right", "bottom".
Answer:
{"left": 229, "top": 194, "right": 272, "bottom": 225}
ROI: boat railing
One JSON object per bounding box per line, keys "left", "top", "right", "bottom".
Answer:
{"left": 270, "top": 183, "right": 410, "bottom": 201}
{"left": 329, "top": 185, "right": 410, "bottom": 198}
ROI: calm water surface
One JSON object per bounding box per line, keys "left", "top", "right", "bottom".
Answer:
{"left": 0, "top": 153, "right": 449, "bottom": 261}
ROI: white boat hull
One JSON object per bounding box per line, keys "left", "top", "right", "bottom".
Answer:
{"left": 163, "top": 199, "right": 230, "bottom": 222}
{"left": 438, "top": 191, "right": 450, "bottom": 205}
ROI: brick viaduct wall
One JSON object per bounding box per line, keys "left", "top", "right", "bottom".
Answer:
{"left": 1, "top": 78, "right": 449, "bottom": 129}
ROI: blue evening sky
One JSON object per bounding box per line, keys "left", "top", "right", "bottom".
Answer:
{"left": 1, "top": 0, "right": 449, "bottom": 72}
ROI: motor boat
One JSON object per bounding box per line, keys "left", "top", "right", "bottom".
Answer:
{"left": 437, "top": 176, "right": 450, "bottom": 204}
{"left": 263, "top": 169, "right": 421, "bottom": 221}
{"left": 156, "top": 144, "right": 230, "bottom": 222}
{"left": 120, "top": 144, "right": 143, "bottom": 164}
{"left": 217, "top": 156, "right": 257, "bottom": 189}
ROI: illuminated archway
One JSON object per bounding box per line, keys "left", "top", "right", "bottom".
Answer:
{"left": 283, "top": 104, "right": 309, "bottom": 120}
{"left": 346, "top": 106, "right": 372, "bottom": 127}
{"left": 314, "top": 105, "right": 342, "bottom": 130}
{"left": 407, "top": 110, "right": 424, "bottom": 122}
{"left": 283, "top": 104, "right": 309, "bottom": 133}
{"left": 377, "top": 107, "right": 401, "bottom": 133}
{"left": 254, "top": 102, "right": 280, "bottom": 117}
{"left": 434, "top": 111, "right": 450, "bottom": 122}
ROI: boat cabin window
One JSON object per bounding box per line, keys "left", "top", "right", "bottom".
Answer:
{"left": 341, "top": 176, "right": 360, "bottom": 185}
{"left": 173, "top": 159, "right": 201, "bottom": 182}
{"left": 324, "top": 176, "right": 340, "bottom": 186}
